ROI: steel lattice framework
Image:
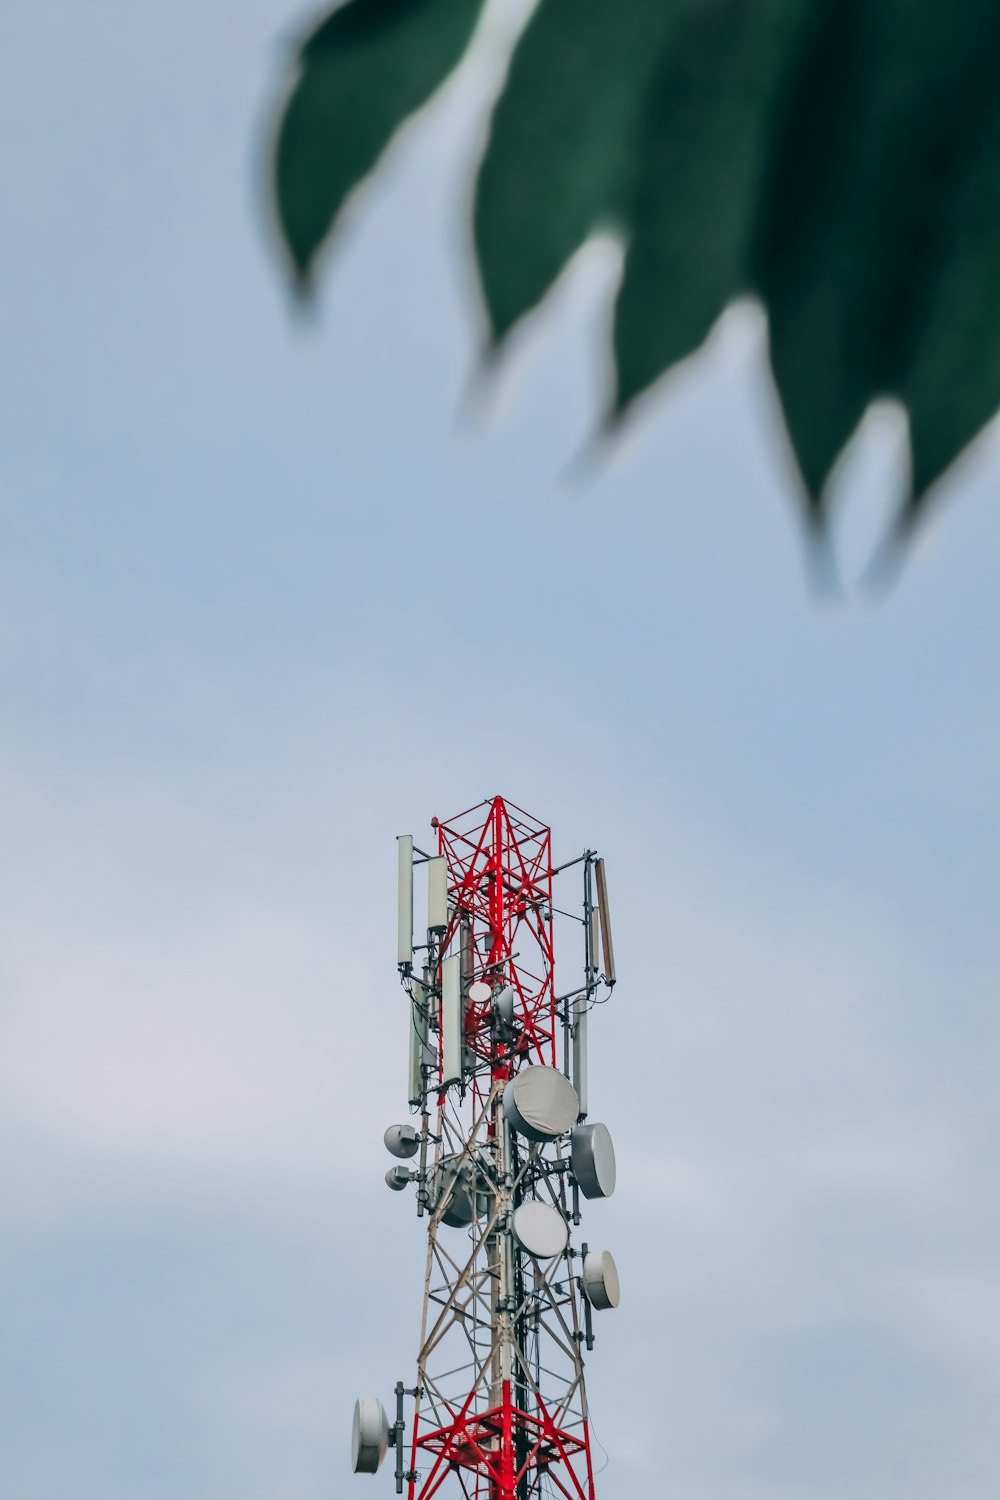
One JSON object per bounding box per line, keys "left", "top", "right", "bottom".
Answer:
{"left": 435, "top": 797, "right": 556, "bottom": 1081}
{"left": 357, "top": 796, "right": 618, "bottom": 1500}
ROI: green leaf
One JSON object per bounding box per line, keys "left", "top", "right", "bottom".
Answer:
{"left": 613, "top": 0, "right": 813, "bottom": 416}
{"left": 892, "top": 34, "right": 1000, "bottom": 528}
{"left": 751, "top": 0, "right": 872, "bottom": 514}
{"left": 273, "top": 0, "right": 486, "bottom": 286}
{"left": 270, "top": 0, "right": 1000, "bottom": 544}
{"left": 474, "top": 0, "right": 665, "bottom": 347}
{"left": 755, "top": 0, "right": 1000, "bottom": 518}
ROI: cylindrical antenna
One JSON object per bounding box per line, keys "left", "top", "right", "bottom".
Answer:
{"left": 441, "top": 952, "right": 462, "bottom": 1086}
{"left": 427, "top": 855, "right": 448, "bottom": 935}
{"left": 594, "top": 857, "right": 616, "bottom": 984}
{"left": 397, "top": 835, "right": 413, "bottom": 969}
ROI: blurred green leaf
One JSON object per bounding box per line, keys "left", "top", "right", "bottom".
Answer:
{"left": 892, "top": 26, "right": 1000, "bottom": 523}
{"left": 748, "top": 0, "right": 872, "bottom": 518}
{"left": 270, "top": 0, "right": 1000, "bottom": 540}
{"left": 274, "top": 0, "right": 486, "bottom": 286}
{"left": 474, "top": 0, "right": 665, "bottom": 347}
{"left": 754, "top": 0, "right": 1000, "bottom": 526}
{"left": 612, "top": 0, "right": 813, "bottom": 417}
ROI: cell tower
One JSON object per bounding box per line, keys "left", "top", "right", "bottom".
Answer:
{"left": 352, "top": 795, "right": 620, "bottom": 1500}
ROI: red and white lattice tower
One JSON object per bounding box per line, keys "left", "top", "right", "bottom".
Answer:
{"left": 352, "top": 796, "right": 619, "bottom": 1500}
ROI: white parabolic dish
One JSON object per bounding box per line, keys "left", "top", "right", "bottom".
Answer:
{"left": 582, "top": 1250, "right": 620, "bottom": 1311}
{"left": 351, "top": 1398, "right": 389, "bottom": 1474}
{"left": 384, "top": 1123, "right": 420, "bottom": 1160}
{"left": 512, "top": 1201, "right": 570, "bottom": 1259}
{"left": 570, "top": 1122, "right": 616, "bottom": 1199}
{"left": 503, "top": 1066, "right": 580, "bottom": 1142}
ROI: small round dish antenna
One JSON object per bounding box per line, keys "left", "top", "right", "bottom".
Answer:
{"left": 467, "top": 980, "right": 492, "bottom": 1005}
{"left": 570, "top": 1123, "right": 616, "bottom": 1199}
{"left": 385, "top": 1165, "right": 411, "bottom": 1192}
{"left": 494, "top": 985, "right": 515, "bottom": 1028}
{"left": 351, "top": 1397, "right": 389, "bottom": 1473}
{"left": 581, "top": 1250, "right": 620, "bottom": 1310}
{"left": 512, "top": 1201, "right": 569, "bottom": 1259}
{"left": 384, "top": 1123, "right": 420, "bottom": 1159}
{"left": 504, "top": 1066, "right": 580, "bottom": 1142}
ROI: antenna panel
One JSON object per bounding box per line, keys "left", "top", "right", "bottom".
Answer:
{"left": 572, "top": 991, "right": 588, "bottom": 1118}
{"left": 397, "top": 835, "right": 413, "bottom": 967}
{"left": 408, "top": 977, "right": 431, "bottom": 1106}
{"left": 427, "top": 855, "right": 448, "bottom": 935}
{"left": 441, "top": 952, "right": 462, "bottom": 1086}
{"left": 595, "top": 858, "right": 616, "bottom": 983}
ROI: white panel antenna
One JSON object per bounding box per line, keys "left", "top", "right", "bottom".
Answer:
{"left": 441, "top": 952, "right": 462, "bottom": 1086}
{"left": 397, "top": 835, "right": 413, "bottom": 969}
{"left": 595, "top": 858, "right": 616, "bottom": 984}
{"left": 427, "top": 855, "right": 448, "bottom": 935}
{"left": 408, "top": 974, "right": 431, "bottom": 1107}
{"left": 572, "top": 990, "right": 588, "bottom": 1119}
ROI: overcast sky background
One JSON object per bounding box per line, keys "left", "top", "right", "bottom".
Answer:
{"left": 2, "top": 3, "right": 999, "bottom": 1498}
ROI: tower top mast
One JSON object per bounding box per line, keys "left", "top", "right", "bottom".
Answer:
{"left": 353, "top": 795, "right": 620, "bottom": 1499}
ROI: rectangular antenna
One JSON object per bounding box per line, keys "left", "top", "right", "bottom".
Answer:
{"left": 397, "top": 835, "right": 413, "bottom": 968}
{"left": 427, "top": 856, "right": 448, "bottom": 935}
{"left": 408, "top": 974, "right": 430, "bottom": 1107}
{"left": 441, "top": 952, "right": 462, "bottom": 1086}
{"left": 594, "top": 858, "right": 616, "bottom": 984}
{"left": 460, "top": 914, "right": 472, "bottom": 986}
{"left": 573, "top": 992, "right": 588, "bottom": 1118}
{"left": 424, "top": 962, "right": 438, "bottom": 1024}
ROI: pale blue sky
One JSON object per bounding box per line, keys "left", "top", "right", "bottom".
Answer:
{"left": 2, "top": 3, "right": 999, "bottom": 1499}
